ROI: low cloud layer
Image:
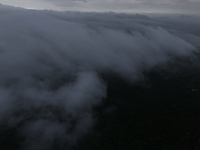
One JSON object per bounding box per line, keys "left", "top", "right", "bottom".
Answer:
{"left": 0, "top": 6, "right": 199, "bottom": 150}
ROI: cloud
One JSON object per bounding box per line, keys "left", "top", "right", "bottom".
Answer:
{"left": 0, "top": 6, "right": 199, "bottom": 150}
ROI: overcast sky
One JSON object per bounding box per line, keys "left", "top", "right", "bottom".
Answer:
{"left": 1, "top": 0, "right": 200, "bottom": 14}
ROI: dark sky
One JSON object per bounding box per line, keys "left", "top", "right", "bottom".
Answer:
{"left": 1, "top": 0, "right": 200, "bottom": 14}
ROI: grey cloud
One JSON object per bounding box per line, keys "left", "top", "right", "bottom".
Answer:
{"left": 0, "top": 6, "right": 199, "bottom": 150}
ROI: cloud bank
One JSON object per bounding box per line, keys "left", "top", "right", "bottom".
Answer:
{"left": 0, "top": 6, "right": 199, "bottom": 150}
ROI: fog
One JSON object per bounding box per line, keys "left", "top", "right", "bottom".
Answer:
{"left": 0, "top": 5, "right": 199, "bottom": 150}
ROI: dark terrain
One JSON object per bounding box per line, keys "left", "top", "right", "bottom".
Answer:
{"left": 76, "top": 53, "right": 200, "bottom": 150}
{"left": 1, "top": 52, "right": 200, "bottom": 150}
